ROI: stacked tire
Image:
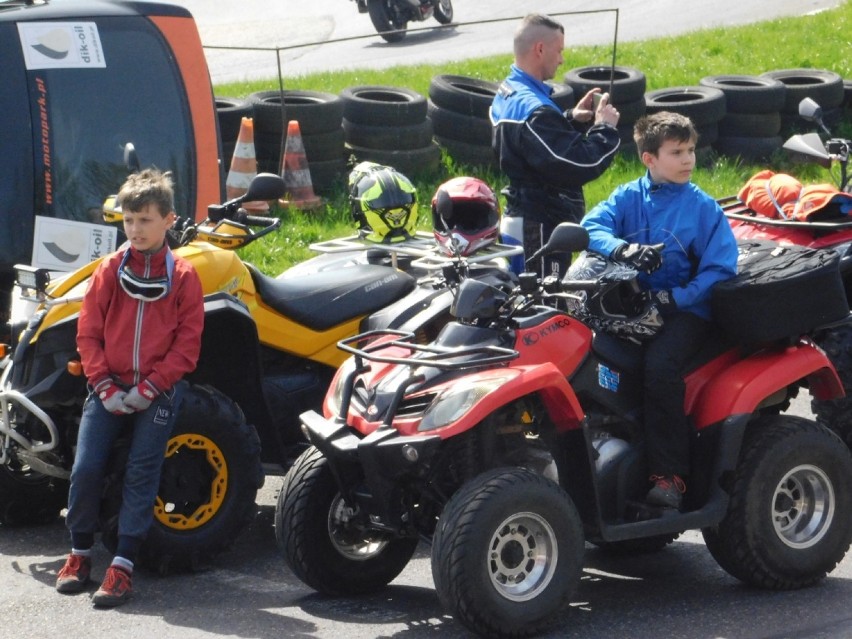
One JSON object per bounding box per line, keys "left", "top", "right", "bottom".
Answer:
{"left": 341, "top": 85, "right": 441, "bottom": 177}
{"left": 644, "top": 85, "right": 726, "bottom": 157}
{"left": 563, "top": 65, "right": 646, "bottom": 156}
{"left": 215, "top": 96, "right": 253, "bottom": 173}
{"left": 428, "top": 74, "right": 573, "bottom": 168}
{"left": 428, "top": 74, "right": 498, "bottom": 168}
{"left": 699, "top": 74, "right": 786, "bottom": 162}
{"left": 247, "top": 90, "right": 346, "bottom": 194}
{"left": 759, "top": 68, "right": 846, "bottom": 135}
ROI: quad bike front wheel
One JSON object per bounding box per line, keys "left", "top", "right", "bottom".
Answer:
{"left": 702, "top": 415, "right": 852, "bottom": 589}
{"left": 100, "top": 385, "right": 263, "bottom": 572}
{"left": 431, "top": 467, "right": 584, "bottom": 639}
{"left": 275, "top": 446, "right": 419, "bottom": 594}
{"left": 367, "top": 0, "right": 408, "bottom": 42}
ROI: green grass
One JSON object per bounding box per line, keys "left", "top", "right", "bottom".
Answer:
{"left": 231, "top": 1, "right": 852, "bottom": 273}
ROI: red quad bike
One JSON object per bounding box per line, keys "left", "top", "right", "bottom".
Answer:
{"left": 275, "top": 223, "right": 852, "bottom": 638}
{"left": 722, "top": 97, "right": 852, "bottom": 442}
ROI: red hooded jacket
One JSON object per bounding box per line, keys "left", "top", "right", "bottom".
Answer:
{"left": 77, "top": 245, "right": 204, "bottom": 393}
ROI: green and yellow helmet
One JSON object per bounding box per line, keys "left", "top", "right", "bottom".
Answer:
{"left": 348, "top": 163, "right": 418, "bottom": 243}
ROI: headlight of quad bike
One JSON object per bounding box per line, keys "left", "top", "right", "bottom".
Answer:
{"left": 418, "top": 375, "right": 513, "bottom": 432}
{"left": 327, "top": 356, "right": 359, "bottom": 416}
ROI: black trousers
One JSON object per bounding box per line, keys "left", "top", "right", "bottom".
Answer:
{"left": 643, "top": 311, "right": 712, "bottom": 478}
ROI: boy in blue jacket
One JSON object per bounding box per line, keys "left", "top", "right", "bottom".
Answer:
{"left": 581, "top": 111, "right": 738, "bottom": 509}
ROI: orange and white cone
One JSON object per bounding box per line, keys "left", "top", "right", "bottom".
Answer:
{"left": 226, "top": 117, "right": 268, "bottom": 212}
{"left": 278, "top": 120, "right": 324, "bottom": 211}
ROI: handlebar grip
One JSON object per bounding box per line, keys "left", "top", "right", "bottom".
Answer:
{"left": 242, "top": 214, "right": 280, "bottom": 228}
{"left": 561, "top": 279, "right": 599, "bottom": 292}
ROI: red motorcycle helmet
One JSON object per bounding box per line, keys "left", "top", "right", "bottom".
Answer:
{"left": 431, "top": 176, "right": 500, "bottom": 256}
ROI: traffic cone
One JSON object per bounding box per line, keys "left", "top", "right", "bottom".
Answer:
{"left": 226, "top": 117, "right": 268, "bottom": 212}
{"left": 278, "top": 120, "right": 324, "bottom": 211}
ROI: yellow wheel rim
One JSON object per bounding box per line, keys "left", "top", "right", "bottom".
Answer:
{"left": 154, "top": 433, "right": 228, "bottom": 530}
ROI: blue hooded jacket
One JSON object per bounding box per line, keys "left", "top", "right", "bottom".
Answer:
{"left": 581, "top": 172, "right": 738, "bottom": 320}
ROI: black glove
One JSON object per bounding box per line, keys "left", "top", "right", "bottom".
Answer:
{"left": 651, "top": 289, "right": 677, "bottom": 313}
{"left": 616, "top": 243, "right": 663, "bottom": 273}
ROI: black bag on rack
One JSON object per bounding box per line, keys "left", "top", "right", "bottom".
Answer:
{"left": 711, "top": 240, "right": 848, "bottom": 343}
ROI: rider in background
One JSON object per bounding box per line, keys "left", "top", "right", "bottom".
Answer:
{"left": 490, "top": 12, "right": 620, "bottom": 278}
{"left": 581, "top": 111, "right": 738, "bottom": 510}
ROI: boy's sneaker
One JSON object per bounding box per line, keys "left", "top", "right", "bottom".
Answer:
{"left": 55, "top": 554, "right": 92, "bottom": 593}
{"left": 92, "top": 565, "right": 133, "bottom": 607}
{"left": 646, "top": 475, "right": 686, "bottom": 509}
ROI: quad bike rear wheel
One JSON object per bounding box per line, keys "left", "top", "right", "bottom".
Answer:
{"left": 812, "top": 324, "right": 852, "bottom": 445}
{"left": 431, "top": 467, "right": 584, "bottom": 638}
{"left": 275, "top": 446, "right": 419, "bottom": 594}
{"left": 702, "top": 415, "right": 852, "bottom": 589}
{"left": 99, "top": 385, "right": 263, "bottom": 572}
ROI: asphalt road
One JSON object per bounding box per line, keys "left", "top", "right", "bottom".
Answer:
{"left": 6, "top": 395, "right": 852, "bottom": 639}
{"left": 171, "top": 0, "right": 844, "bottom": 85}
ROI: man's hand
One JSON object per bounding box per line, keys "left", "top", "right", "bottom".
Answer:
{"left": 123, "top": 380, "right": 160, "bottom": 412}
{"left": 95, "top": 380, "right": 133, "bottom": 415}
{"left": 573, "top": 90, "right": 619, "bottom": 127}
{"left": 615, "top": 243, "right": 663, "bottom": 273}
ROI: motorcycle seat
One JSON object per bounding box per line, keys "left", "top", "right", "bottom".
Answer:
{"left": 246, "top": 263, "right": 416, "bottom": 330}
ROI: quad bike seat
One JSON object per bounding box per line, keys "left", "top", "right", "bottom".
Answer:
{"left": 247, "top": 263, "right": 416, "bottom": 330}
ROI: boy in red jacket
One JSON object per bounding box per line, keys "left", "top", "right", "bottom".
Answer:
{"left": 55, "top": 169, "right": 204, "bottom": 606}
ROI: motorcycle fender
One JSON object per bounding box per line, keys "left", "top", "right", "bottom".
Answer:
{"left": 690, "top": 342, "right": 842, "bottom": 429}
{"left": 423, "top": 362, "right": 585, "bottom": 439}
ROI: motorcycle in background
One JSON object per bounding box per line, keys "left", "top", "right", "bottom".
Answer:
{"left": 352, "top": 0, "right": 453, "bottom": 42}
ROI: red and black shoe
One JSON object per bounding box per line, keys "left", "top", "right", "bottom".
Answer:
{"left": 646, "top": 474, "right": 686, "bottom": 510}
{"left": 55, "top": 554, "right": 92, "bottom": 593}
{"left": 92, "top": 565, "right": 133, "bottom": 607}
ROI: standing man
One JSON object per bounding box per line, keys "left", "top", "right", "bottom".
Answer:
{"left": 490, "top": 12, "right": 621, "bottom": 278}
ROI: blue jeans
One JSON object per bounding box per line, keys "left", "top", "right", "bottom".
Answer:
{"left": 66, "top": 381, "right": 186, "bottom": 548}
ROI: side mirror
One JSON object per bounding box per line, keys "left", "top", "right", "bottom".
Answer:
{"left": 434, "top": 187, "right": 454, "bottom": 229}
{"left": 526, "top": 222, "right": 589, "bottom": 264}
{"left": 797, "top": 97, "right": 832, "bottom": 136}
{"left": 797, "top": 97, "right": 822, "bottom": 122}
{"left": 243, "top": 173, "right": 286, "bottom": 203}
{"left": 782, "top": 132, "right": 832, "bottom": 168}
{"left": 123, "top": 142, "right": 140, "bottom": 173}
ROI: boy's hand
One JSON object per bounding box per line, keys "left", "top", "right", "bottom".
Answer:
{"left": 123, "top": 380, "right": 161, "bottom": 412}
{"left": 651, "top": 289, "right": 677, "bottom": 312}
{"left": 95, "top": 380, "right": 133, "bottom": 415}
{"left": 616, "top": 243, "right": 663, "bottom": 273}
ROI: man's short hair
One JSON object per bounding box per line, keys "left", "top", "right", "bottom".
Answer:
{"left": 117, "top": 168, "right": 175, "bottom": 217}
{"left": 514, "top": 13, "right": 564, "bottom": 57}
{"left": 633, "top": 111, "right": 698, "bottom": 156}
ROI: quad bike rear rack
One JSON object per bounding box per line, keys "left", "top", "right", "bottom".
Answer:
{"left": 309, "top": 231, "right": 523, "bottom": 271}
{"left": 720, "top": 195, "right": 852, "bottom": 230}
